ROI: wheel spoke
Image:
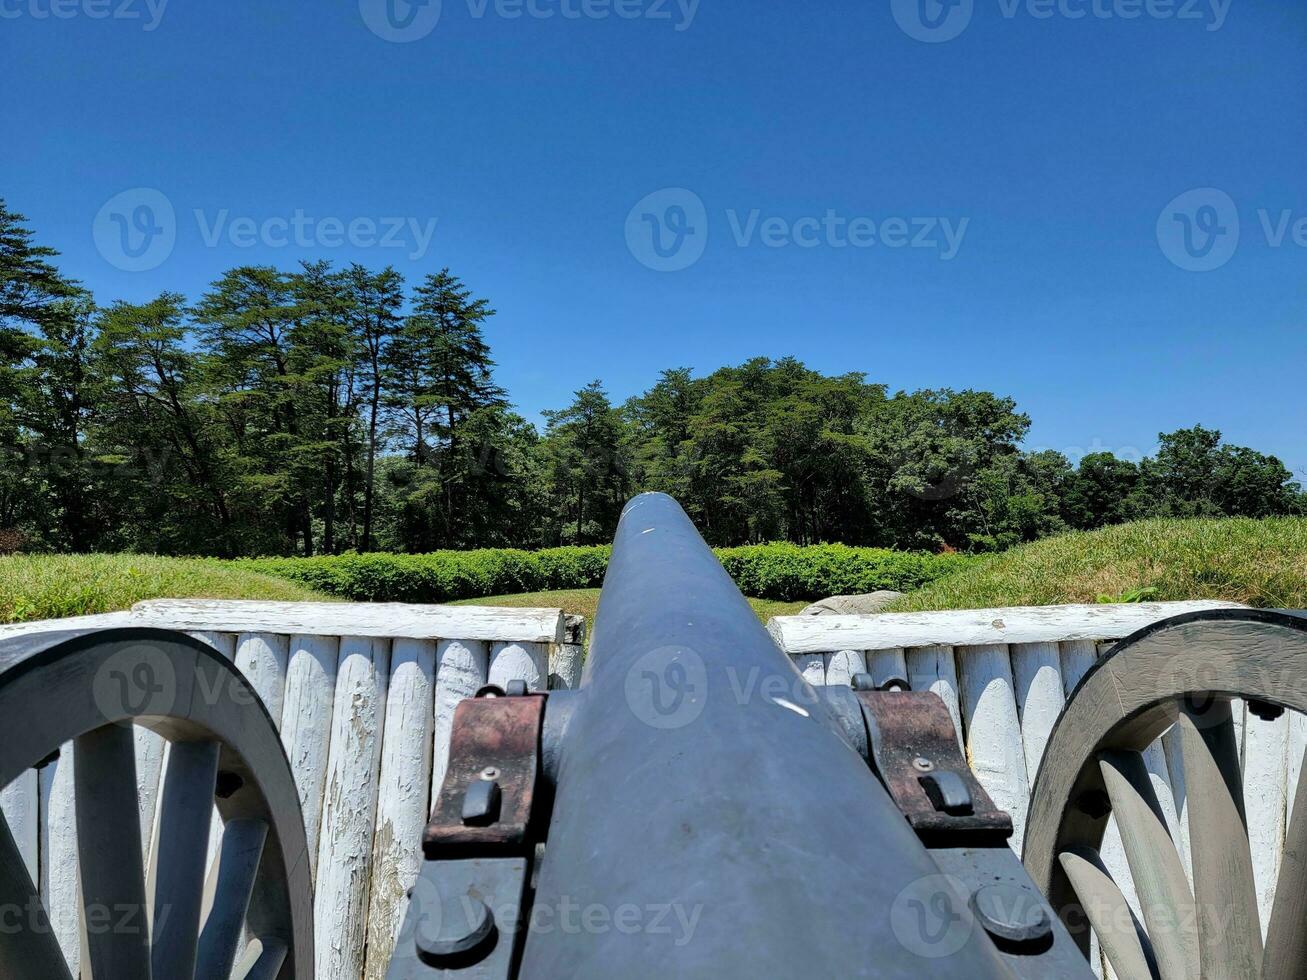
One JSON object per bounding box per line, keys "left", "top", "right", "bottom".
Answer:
{"left": 1059, "top": 846, "right": 1159, "bottom": 980}
{"left": 1263, "top": 740, "right": 1307, "bottom": 980}
{"left": 233, "top": 936, "right": 288, "bottom": 980}
{"left": 149, "top": 739, "right": 220, "bottom": 980}
{"left": 195, "top": 818, "right": 268, "bottom": 980}
{"left": 0, "top": 810, "right": 72, "bottom": 979}
{"left": 74, "top": 724, "right": 152, "bottom": 979}
{"left": 1178, "top": 700, "right": 1263, "bottom": 978}
{"left": 1098, "top": 750, "right": 1198, "bottom": 980}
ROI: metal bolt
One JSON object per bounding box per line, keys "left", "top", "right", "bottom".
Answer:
{"left": 912, "top": 757, "right": 935, "bottom": 773}
{"left": 505, "top": 679, "right": 529, "bottom": 698}
{"left": 480, "top": 767, "right": 500, "bottom": 781}
{"left": 877, "top": 675, "right": 910, "bottom": 693}
{"left": 416, "top": 895, "right": 496, "bottom": 966}
{"left": 970, "top": 883, "right": 1052, "bottom": 948}
{"left": 1248, "top": 698, "right": 1285, "bottom": 722}
{"left": 850, "top": 673, "right": 876, "bottom": 692}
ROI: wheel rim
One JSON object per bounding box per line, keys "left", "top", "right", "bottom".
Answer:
{"left": 0, "top": 628, "right": 313, "bottom": 980}
{"left": 1024, "top": 609, "right": 1307, "bottom": 980}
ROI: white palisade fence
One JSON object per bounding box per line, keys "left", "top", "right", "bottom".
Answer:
{"left": 0, "top": 599, "right": 583, "bottom": 980}
{"left": 767, "top": 599, "right": 1307, "bottom": 980}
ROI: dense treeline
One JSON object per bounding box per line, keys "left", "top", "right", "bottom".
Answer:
{"left": 1, "top": 199, "right": 1302, "bottom": 557}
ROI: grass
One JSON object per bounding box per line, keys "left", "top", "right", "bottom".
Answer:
{"left": 0, "top": 553, "right": 330, "bottom": 624}
{"left": 453, "top": 588, "right": 808, "bottom": 636}
{"left": 888, "top": 516, "right": 1307, "bottom": 612}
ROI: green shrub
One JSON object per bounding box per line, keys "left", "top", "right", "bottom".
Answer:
{"left": 245, "top": 543, "right": 971, "bottom": 604}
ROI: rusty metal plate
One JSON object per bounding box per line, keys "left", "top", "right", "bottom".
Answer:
{"left": 856, "top": 690, "right": 1013, "bottom": 844}
{"left": 423, "top": 695, "right": 545, "bottom": 859}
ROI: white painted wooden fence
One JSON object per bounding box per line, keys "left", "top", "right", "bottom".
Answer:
{"left": 0, "top": 599, "right": 584, "bottom": 980}
{"left": 768, "top": 599, "right": 1307, "bottom": 980}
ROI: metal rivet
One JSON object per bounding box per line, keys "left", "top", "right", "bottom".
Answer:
{"left": 416, "top": 895, "right": 496, "bottom": 965}
{"left": 480, "top": 767, "right": 500, "bottom": 781}
{"left": 970, "top": 883, "right": 1052, "bottom": 947}
{"left": 912, "top": 757, "right": 935, "bottom": 773}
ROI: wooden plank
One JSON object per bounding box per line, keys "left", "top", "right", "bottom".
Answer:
{"left": 74, "top": 725, "right": 151, "bottom": 980}
{"left": 150, "top": 739, "right": 221, "bottom": 980}
{"left": 1289, "top": 710, "right": 1307, "bottom": 828}
{"left": 824, "top": 649, "right": 866, "bottom": 689}
{"left": 279, "top": 633, "right": 341, "bottom": 875}
{"left": 1059, "top": 847, "right": 1159, "bottom": 980}
{"left": 769, "top": 600, "right": 1242, "bottom": 655}
{"left": 364, "top": 638, "right": 436, "bottom": 980}
{"left": 234, "top": 633, "right": 291, "bottom": 729}
{"left": 1058, "top": 638, "right": 1099, "bottom": 694}
{"left": 195, "top": 818, "right": 267, "bottom": 980}
{"left": 315, "top": 636, "right": 390, "bottom": 980}
{"left": 1140, "top": 741, "right": 1186, "bottom": 881}
{"left": 432, "top": 640, "right": 488, "bottom": 803}
{"left": 957, "top": 643, "right": 1029, "bottom": 851}
{"left": 1264, "top": 739, "right": 1307, "bottom": 980}
{"left": 866, "top": 648, "right": 908, "bottom": 689}
{"left": 132, "top": 599, "right": 567, "bottom": 644}
{"left": 1011, "top": 641, "right": 1065, "bottom": 781}
{"left": 0, "top": 811, "right": 72, "bottom": 980}
{"left": 1099, "top": 750, "right": 1198, "bottom": 980}
{"left": 39, "top": 745, "right": 79, "bottom": 976}
{"left": 0, "top": 770, "right": 38, "bottom": 885}
{"left": 793, "top": 653, "right": 826, "bottom": 688}
{"left": 1179, "top": 704, "right": 1263, "bottom": 978}
{"left": 1160, "top": 728, "right": 1193, "bottom": 886}
{"left": 488, "top": 641, "right": 548, "bottom": 693}
{"left": 548, "top": 615, "right": 585, "bottom": 690}
{"left": 1243, "top": 709, "right": 1289, "bottom": 940}
{"left": 0, "top": 611, "right": 133, "bottom": 640}
{"left": 905, "top": 645, "right": 963, "bottom": 747}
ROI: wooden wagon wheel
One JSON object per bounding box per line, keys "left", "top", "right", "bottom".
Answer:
{"left": 1024, "top": 609, "right": 1307, "bottom": 980}
{"left": 0, "top": 628, "right": 313, "bottom": 980}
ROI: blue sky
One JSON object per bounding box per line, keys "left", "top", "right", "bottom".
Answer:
{"left": 2, "top": 0, "right": 1304, "bottom": 477}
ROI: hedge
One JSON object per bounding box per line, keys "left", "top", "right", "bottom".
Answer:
{"left": 242, "top": 544, "right": 975, "bottom": 605}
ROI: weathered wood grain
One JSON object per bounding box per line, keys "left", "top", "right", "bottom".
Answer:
{"left": 315, "top": 636, "right": 390, "bottom": 980}
{"left": 132, "top": 599, "right": 567, "bottom": 644}
{"left": 905, "top": 645, "right": 963, "bottom": 747}
{"left": 866, "top": 648, "right": 908, "bottom": 689}
{"left": 1011, "top": 641, "right": 1065, "bottom": 781}
{"left": 824, "top": 649, "right": 866, "bottom": 689}
{"left": 769, "top": 600, "right": 1242, "bottom": 655}
{"left": 0, "top": 770, "right": 38, "bottom": 885}
{"left": 488, "top": 641, "right": 548, "bottom": 693}
{"left": 957, "top": 643, "right": 1029, "bottom": 851}
{"left": 432, "top": 640, "right": 489, "bottom": 803}
{"left": 39, "top": 746, "right": 79, "bottom": 975}
{"left": 364, "top": 638, "right": 436, "bottom": 980}
{"left": 279, "top": 634, "right": 341, "bottom": 874}
{"left": 1243, "top": 709, "right": 1289, "bottom": 940}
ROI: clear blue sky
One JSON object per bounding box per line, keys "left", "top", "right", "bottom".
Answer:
{"left": 3, "top": 0, "right": 1304, "bottom": 478}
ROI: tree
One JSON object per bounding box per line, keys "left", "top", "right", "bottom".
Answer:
{"left": 341, "top": 265, "right": 403, "bottom": 551}
{"left": 1062, "top": 452, "right": 1140, "bottom": 529}
{"left": 1137, "top": 425, "right": 1301, "bottom": 519}
{"left": 540, "top": 381, "right": 629, "bottom": 543}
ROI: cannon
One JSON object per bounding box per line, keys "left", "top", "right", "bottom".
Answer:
{"left": 0, "top": 492, "right": 1303, "bottom": 978}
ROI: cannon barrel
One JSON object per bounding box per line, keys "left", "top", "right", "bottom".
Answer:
{"left": 520, "top": 492, "right": 1012, "bottom": 978}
